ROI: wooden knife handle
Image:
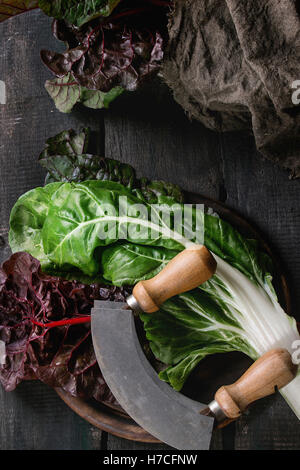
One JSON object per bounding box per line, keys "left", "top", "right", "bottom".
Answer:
{"left": 215, "top": 349, "right": 298, "bottom": 420}
{"left": 132, "top": 245, "right": 216, "bottom": 313}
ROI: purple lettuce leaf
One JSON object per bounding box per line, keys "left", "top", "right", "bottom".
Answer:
{"left": 41, "top": 1, "right": 170, "bottom": 93}
{"left": 0, "top": 251, "right": 131, "bottom": 404}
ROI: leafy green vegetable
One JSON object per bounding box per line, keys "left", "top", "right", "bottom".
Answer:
{"left": 9, "top": 180, "right": 199, "bottom": 280}
{"left": 102, "top": 243, "right": 178, "bottom": 285}
{"left": 0, "top": 0, "right": 38, "bottom": 23}
{"left": 138, "top": 179, "right": 184, "bottom": 205}
{"left": 40, "top": 128, "right": 89, "bottom": 159}
{"left": 39, "top": 0, "right": 121, "bottom": 26}
{"left": 38, "top": 128, "right": 184, "bottom": 204}
{"left": 45, "top": 74, "right": 124, "bottom": 113}
{"left": 9, "top": 182, "right": 62, "bottom": 269}
{"left": 8, "top": 135, "right": 300, "bottom": 419}
{"left": 38, "top": 128, "right": 136, "bottom": 187}
{"left": 100, "top": 209, "right": 300, "bottom": 417}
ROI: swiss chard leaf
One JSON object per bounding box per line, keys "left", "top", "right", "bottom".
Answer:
{"left": 45, "top": 73, "right": 124, "bottom": 113}
{"left": 40, "top": 128, "right": 90, "bottom": 158}
{"left": 102, "top": 243, "right": 179, "bottom": 285}
{"left": 8, "top": 175, "right": 279, "bottom": 392}
{"left": 9, "top": 179, "right": 196, "bottom": 279}
{"left": 8, "top": 173, "right": 271, "bottom": 292}
{"left": 39, "top": 127, "right": 136, "bottom": 188}
{"left": 204, "top": 214, "right": 274, "bottom": 291}
{"left": 0, "top": 0, "right": 38, "bottom": 23}
{"left": 11, "top": 130, "right": 298, "bottom": 395}
{"left": 9, "top": 178, "right": 299, "bottom": 395}
{"left": 39, "top": 0, "right": 121, "bottom": 27}
{"left": 8, "top": 183, "right": 62, "bottom": 269}
{"left": 38, "top": 128, "right": 184, "bottom": 202}
{"left": 137, "top": 178, "right": 184, "bottom": 204}
{"left": 158, "top": 344, "right": 238, "bottom": 392}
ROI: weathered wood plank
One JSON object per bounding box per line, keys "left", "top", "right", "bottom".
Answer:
{"left": 104, "top": 81, "right": 224, "bottom": 199}
{"left": 103, "top": 83, "right": 225, "bottom": 451}
{"left": 0, "top": 381, "right": 104, "bottom": 450}
{"left": 0, "top": 11, "right": 105, "bottom": 450}
{"left": 106, "top": 434, "right": 173, "bottom": 451}
{"left": 220, "top": 132, "right": 300, "bottom": 311}
{"left": 1, "top": 8, "right": 300, "bottom": 451}
{"left": 0, "top": 11, "right": 104, "bottom": 243}
{"left": 220, "top": 131, "right": 300, "bottom": 450}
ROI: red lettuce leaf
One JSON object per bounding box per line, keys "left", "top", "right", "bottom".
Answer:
{"left": 0, "top": 252, "right": 131, "bottom": 404}
{"left": 41, "top": 1, "right": 169, "bottom": 93}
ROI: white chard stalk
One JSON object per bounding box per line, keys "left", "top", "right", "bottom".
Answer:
{"left": 214, "top": 254, "right": 300, "bottom": 419}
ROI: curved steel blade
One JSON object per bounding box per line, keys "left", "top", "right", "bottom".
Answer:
{"left": 91, "top": 302, "right": 214, "bottom": 450}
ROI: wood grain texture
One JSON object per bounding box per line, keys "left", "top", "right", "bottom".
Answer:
{"left": 103, "top": 81, "right": 224, "bottom": 199}
{"left": 103, "top": 80, "right": 224, "bottom": 451}
{"left": 0, "top": 381, "right": 104, "bottom": 450}
{"left": 0, "top": 10, "right": 104, "bottom": 261}
{"left": 0, "top": 9, "right": 300, "bottom": 450}
{"left": 106, "top": 434, "right": 172, "bottom": 451}
{"left": 0, "top": 11, "right": 105, "bottom": 451}
{"left": 219, "top": 132, "right": 300, "bottom": 450}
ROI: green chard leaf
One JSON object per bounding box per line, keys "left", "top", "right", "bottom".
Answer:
{"left": 40, "top": 128, "right": 90, "bottom": 158}
{"left": 9, "top": 180, "right": 195, "bottom": 280}
{"left": 8, "top": 131, "right": 300, "bottom": 418}
{"left": 38, "top": 128, "right": 184, "bottom": 203}
{"left": 102, "top": 243, "right": 179, "bottom": 285}
{"left": 9, "top": 182, "right": 62, "bottom": 268}
{"left": 45, "top": 74, "right": 124, "bottom": 114}
{"left": 9, "top": 177, "right": 300, "bottom": 409}
{"left": 39, "top": 128, "right": 136, "bottom": 188}
{"left": 39, "top": 127, "right": 137, "bottom": 188}
{"left": 138, "top": 178, "right": 184, "bottom": 204}
{"left": 39, "top": 0, "right": 121, "bottom": 27}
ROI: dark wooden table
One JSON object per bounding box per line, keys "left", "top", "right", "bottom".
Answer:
{"left": 0, "top": 10, "right": 300, "bottom": 451}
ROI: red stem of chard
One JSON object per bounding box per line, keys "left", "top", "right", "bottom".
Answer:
{"left": 32, "top": 319, "right": 300, "bottom": 332}
{"left": 31, "top": 316, "right": 91, "bottom": 329}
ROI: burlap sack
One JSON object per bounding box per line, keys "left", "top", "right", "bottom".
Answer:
{"left": 163, "top": 0, "right": 300, "bottom": 176}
